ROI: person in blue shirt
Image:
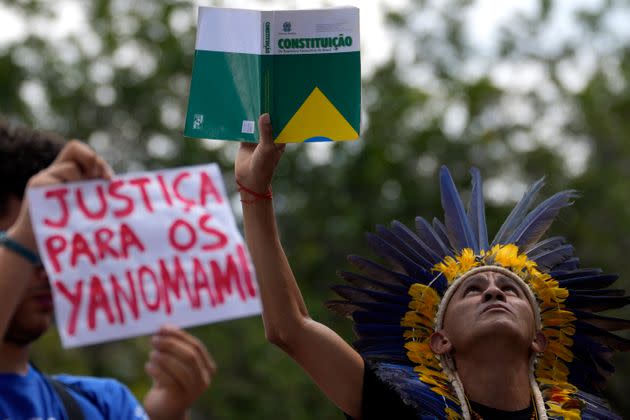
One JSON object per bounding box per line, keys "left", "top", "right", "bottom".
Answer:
{"left": 0, "top": 120, "right": 216, "bottom": 420}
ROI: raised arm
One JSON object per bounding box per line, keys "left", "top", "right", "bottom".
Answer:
{"left": 235, "top": 114, "right": 364, "bottom": 418}
{"left": 0, "top": 141, "right": 113, "bottom": 340}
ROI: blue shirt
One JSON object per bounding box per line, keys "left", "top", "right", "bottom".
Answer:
{"left": 0, "top": 365, "right": 148, "bottom": 420}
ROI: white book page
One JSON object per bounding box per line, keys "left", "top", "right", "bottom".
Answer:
{"left": 196, "top": 7, "right": 262, "bottom": 54}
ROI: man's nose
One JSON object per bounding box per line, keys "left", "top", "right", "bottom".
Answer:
{"left": 483, "top": 285, "right": 506, "bottom": 302}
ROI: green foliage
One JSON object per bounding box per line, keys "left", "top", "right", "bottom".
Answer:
{"left": 3, "top": 0, "right": 630, "bottom": 418}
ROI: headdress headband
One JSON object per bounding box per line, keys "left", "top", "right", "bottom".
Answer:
{"left": 328, "top": 166, "right": 630, "bottom": 419}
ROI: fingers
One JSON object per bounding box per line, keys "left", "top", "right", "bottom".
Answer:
{"left": 148, "top": 326, "right": 215, "bottom": 392}
{"left": 26, "top": 162, "right": 81, "bottom": 190}
{"left": 157, "top": 325, "right": 216, "bottom": 376}
{"left": 235, "top": 114, "right": 286, "bottom": 193}
{"left": 239, "top": 142, "right": 256, "bottom": 152}
{"left": 44, "top": 161, "right": 84, "bottom": 183}
{"left": 54, "top": 140, "right": 114, "bottom": 180}
{"left": 144, "top": 358, "right": 177, "bottom": 387}
{"left": 146, "top": 348, "right": 198, "bottom": 390}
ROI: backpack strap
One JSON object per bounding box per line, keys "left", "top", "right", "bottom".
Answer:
{"left": 47, "top": 377, "right": 86, "bottom": 420}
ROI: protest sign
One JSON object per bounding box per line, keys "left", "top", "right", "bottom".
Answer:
{"left": 28, "top": 164, "right": 260, "bottom": 348}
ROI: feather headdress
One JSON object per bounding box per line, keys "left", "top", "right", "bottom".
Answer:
{"left": 328, "top": 166, "right": 629, "bottom": 419}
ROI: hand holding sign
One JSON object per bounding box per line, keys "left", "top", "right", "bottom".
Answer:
{"left": 144, "top": 325, "right": 216, "bottom": 420}
{"left": 28, "top": 163, "right": 261, "bottom": 347}
{"left": 11, "top": 140, "right": 114, "bottom": 254}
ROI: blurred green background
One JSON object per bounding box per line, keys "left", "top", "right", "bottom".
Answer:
{"left": 1, "top": 0, "right": 629, "bottom": 418}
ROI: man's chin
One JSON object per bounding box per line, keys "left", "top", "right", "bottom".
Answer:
{"left": 471, "top": 318, "right": 529, "bottom": 341}
{"left": 4, "top": 326, "right": 49, "bottom": 347}
{"left": 4, "top": 330, "right": 46, "bottom": 347}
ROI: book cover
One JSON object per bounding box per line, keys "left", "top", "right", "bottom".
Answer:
{"left": 184, "top": 6, "right": 361, "bottom": 143}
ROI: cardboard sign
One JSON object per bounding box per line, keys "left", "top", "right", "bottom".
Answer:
{"left": 28, "top": 164, "right": 260, "bottom": 348}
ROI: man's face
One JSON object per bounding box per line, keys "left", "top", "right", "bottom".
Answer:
{"left": 1, "top": 196, "right": 53, "bottom": 346}
{"left": 440, "top": 269, "right": 537, "bottom": 354}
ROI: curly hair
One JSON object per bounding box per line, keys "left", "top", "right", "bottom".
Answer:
{"left": 0, "top": 117, "right": 65, "bottom": 216}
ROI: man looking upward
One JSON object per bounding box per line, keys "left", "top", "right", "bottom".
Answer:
{"left": 427, "top": 267, "right": 547, "bottom": 419}
{"left": 234, "top": 114, "right": 628, "bottom": 419}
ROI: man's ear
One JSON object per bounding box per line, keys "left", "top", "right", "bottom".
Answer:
{"left": 430, "top": 331, "right": 453, "bottom": 355}
{"left": 531, "top": 331, "right": 547, "bottom": 354}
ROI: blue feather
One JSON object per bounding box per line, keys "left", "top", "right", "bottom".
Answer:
{"left": 354, "top": 338, "right": 406, "bottom": 352}
{"left": 571, "top": 289, "right": 625, "bottom": 297}
{"left": 355, "top": 340, "right": 409, "bottom": 361}
{"left": 354, "top": 323, "right": 407, "bottom": 338}
{"left": 529, "top": 244, "right": 574, "bottom": 269}
{"left": 366, "top": 232, "right": 432, "bottom": 280}
{"left": 505, "top": 190, "right": 579, "bottom": 250}
{"left": 325, "top": 300, "right": 408, "bottom": 318}
{"left": 338, "top": 270, "right": 409, "bottom": 295}
{"left": 415, "top": 216, "right": 452, "bottom": 258}
{"left": 331, "top": 285, "right": 410, "bottom": 306}
{"left": 575, "top": 321, "right": 630, "bottom": 351}
{"left": 576, "top": 390, "right": 622, "bottom": 419}
{"left": 376, "top": 225, "right": 433, "bottom": 269}
{"left": 566, "top": 295, "right": 630, "bottom": 313}
{"left": 432, "top": 218, "right": 452, "bottom": 251}
{"left": 345, "top": 301, "right": 409, "bottom": 316}
{"left": 557, "top": 273, "right": 619, "bottom": 290}
{"left": 571, "top": 310, "right": 630, "bottom": 331}
{"left": 570, "top": 335, "right": 613, "bottom": 390}
{"left": 347, "top": 255, "right": 423, "bottom": 287}
{"left": 552, "top": 257, "right": 580, "bottom": 271}
{"left": 467, "top": 167, "right": 489, "bottom": 251}
{"left": 359, "top": 351, "right": 410, "bottom": 364}
{"left": 567, "top": 358, "right": 609, "bottom": 395}
{"left": 352, "top": 310, "right": 405, "bottom": 325}
{"left": 439, "top": 166, "right": 478, "bottom": 253}
{"left": 525, "top": 236, "right": 566, "bottom": 256}
{"left": 571, "top": 345, "right": 614, "bottom": 377}
{"left": 324, "top": 301, "right": 363, "bottom": 318}
{"left": 373, "top": 362, "right": 460, "bottom": 417}
{"left": 492, "top": 177, "right": 546, "bottom": 245}
{"left": 391, "top": 220, "right": 442, "bottom": 265}
{"left": 552, "top": 268, "right": 603, "bottom": 279}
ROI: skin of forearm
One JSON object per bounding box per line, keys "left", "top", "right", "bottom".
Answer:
{"left": 241, "top": 198, "right": 311, "bottom": 347}
{"left": 239, "top": 186, "right": 365, "bottom": 417}
{"left": 0, "top": 224, "right": 37, "bottom": 339}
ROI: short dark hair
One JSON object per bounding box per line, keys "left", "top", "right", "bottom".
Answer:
{"left": 0, "top": 117, "right": 65, "bottom": 216}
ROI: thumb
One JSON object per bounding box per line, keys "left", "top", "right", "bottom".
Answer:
{"left": 258, "top": 113, "right": 274, "bottom": 146}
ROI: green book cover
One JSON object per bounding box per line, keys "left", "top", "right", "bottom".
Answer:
{"left": 184, "top": 6, "right": 361, "bottom": 143}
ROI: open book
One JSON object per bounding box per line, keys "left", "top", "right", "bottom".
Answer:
{"left": 184, "top": 6, "right": 361, "bottom": 143}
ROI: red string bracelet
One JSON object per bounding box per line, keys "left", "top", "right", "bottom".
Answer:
{"left": 236, "top": 179, "right": 273, "bottom": 203}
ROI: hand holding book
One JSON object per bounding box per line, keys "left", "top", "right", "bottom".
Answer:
{"left": 235, "top": 114, "right": 286, "bottom": 200}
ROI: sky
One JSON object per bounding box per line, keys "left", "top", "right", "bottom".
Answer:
{"left": 3, "top": 0, "right": 617, "bottom": 72}
{"left": 1, "top": 0, "right": 624, "bottom": 76}
{"left": 0, "top": 0, "right": 410, "bottom": 75}
{"left": 2, "top": 0, "right": 628, "bottom": 201}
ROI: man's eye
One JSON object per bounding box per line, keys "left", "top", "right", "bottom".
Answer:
{"left": 502, "top": 286, "right": 517, "bottom": 295}
{"left": 464, "top": 286, "right": 481, "bottom": 295}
